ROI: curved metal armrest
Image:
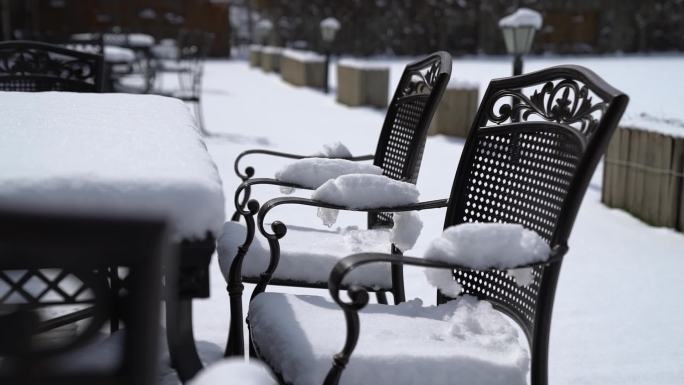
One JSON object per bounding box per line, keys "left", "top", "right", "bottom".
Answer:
{"left": 257, "top": 196, "right": 449, "bottom": 236}
{"left": 328, "top": 245, "right": 568, "bottom": 308}
{"left": 233, "top": 148, "right": 374, "bottom": 181}
{"left": 234, "top": 177, "right": 310, "bottom": 217}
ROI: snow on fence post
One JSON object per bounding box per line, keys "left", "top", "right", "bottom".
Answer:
{"left": 428, "top": 82, "right": 479, "bottom": 138}
{"left": 249, "top": 45, "right": 262, "bottom": 67}
{"left": 601, "top": 115, "right": 684, "bottom": 232}
{"left": 336, "top": 59, "right": 389, "bottom": 108}
{"left": 280, "top": 49, "right": 326, "bottom": 89}
{"left": 261, "top": 46, "right": 283, "bottom": 73}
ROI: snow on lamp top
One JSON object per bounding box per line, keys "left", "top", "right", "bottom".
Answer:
{"left": 320, "top": 17, "right": 341, "bottom": 43}
{"left": 498, "top": 8, "right": 543, "bottom": 29}
{"left": 257, "top": 19, "right": 273, "bottom": 32}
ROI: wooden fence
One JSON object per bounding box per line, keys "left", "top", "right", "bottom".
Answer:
{"left": 602, "top": 125, "right": 684, "bottom": 232}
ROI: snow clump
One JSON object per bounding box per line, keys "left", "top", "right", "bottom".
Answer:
{"left": 424, "top": 223, "right": 550, "bottom": 296}
{"left": 274, "top": 158, "right": 382, "bottom": 194}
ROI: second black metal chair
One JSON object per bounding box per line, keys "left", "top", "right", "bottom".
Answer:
{"left": 220, "top": 51, "right": 452, "bottom": 356}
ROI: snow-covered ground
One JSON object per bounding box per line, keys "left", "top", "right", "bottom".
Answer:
{"left": 160, "top": 55, "right": 684, "bottom": 385}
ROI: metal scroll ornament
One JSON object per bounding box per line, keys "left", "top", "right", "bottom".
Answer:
{"left": 488, "top": 79, "right": 609, "bottom": 135}
{"left": 0, "top": 48, "right": 96, "bottom": 81}
{"left": 399, "top": 61, "right": 440, "bottom": 98}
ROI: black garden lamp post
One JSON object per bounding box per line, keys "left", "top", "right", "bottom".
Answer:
{"left": 256, "top": 19, "right": 273, "bottom": 46}
{"left": 499, "top": 8, "right": 542, "bottom": 76}
{"left": 320, "top": 17, "right": 340, "bottom": 94}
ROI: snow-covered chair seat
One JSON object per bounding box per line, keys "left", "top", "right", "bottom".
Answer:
{"left": 189, "top": 359, "right": 278, "bottom": 385}
{"left": 218, "top": 221, "right": 393, "bottom": 288}
{"left": 249, "top": 293, "right": 530, "bottom": 385}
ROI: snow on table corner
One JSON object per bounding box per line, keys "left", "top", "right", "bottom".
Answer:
{"left": 498, "top": 8, "right": 543, "bottom": 29}
{"left": 338, "top": 58, "right": 389, "bottom": 70}
{"left": 189, "top": 359, "right": 278, "bottom": 385}
{"left": 0, "top": 92, "right": 225, "bottom": 241}
{"left": 275, "top": 158, "right": 382, "bottom": 192}
{"left": 311, "top": 174, "right": 420, "bottom": 226}
{"left": 249, "top": 293, "right": 529, "bottom": 385}
{"left": 424, "top": 223, "right": 550, "bottom": 296}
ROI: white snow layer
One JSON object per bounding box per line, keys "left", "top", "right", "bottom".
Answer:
{"left": 498, "top": 8, "right": 543, "bottom": 29}
{"left": 282, "top": 49, "right": 325, "bottom": 63}
{"left": 338, "top": 58, "right": 389, "bottom": 70}
{"left": 275, "top": 158, "right": 382, "bottom": 190}
{"left": 104, "top": 46, "right": 136, "bottom": 62}
{"left": 261, "top": 46, "right": 283, "bottom": 54}
{"left": 312, "top": 141, "right": 353, "bottom": 158}
{"left": 189, "top": 359, "right": 278, "bottom": 385}
{"left": 249, "top": 293, "right": 529, "bottom": 385}
{"left": 312, "top": 174, "right": 420, "bottom": 227}
{"left": 424, "top": 223, "right": 550, "bottom": 296}
{"left": 320, "top": 17, "right": 341, "bottom": 30}
{"left": 217, "top": 221, "right": 394, "bottom": 288}
{"left": 0, "top": 92, "right": 225, "bottom": 240}
{"left": 390, "top": 211, "right": 423, "bottom": 252}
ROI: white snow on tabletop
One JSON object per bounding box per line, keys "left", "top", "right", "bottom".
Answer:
{"left": 275, "top": 158, "right": 382, "bottom": 190}
{"left": 498, "top": 8, "right": 543, "bottom": 29}
{"left": 104, "top": 46, "right": 136, "bottom": 63}
{"left": 423, "top": 223, "right": 550, "bottom": 295}
{"left": 282, "top": 49, "right": 325, "bottom": 63}
{"left": 390, "top": 211, "right": 423, "bottom": 251}
{"left": 249, "top": 293, "right": 529, "bottom": 385}
{"left": 312, "top": 174, "right": 420, "bottom": 227}
{"left": 312, "top": 141, "right": 353, "bottom": 158}
{"left": 0, "top": 92, "right": 225, "bottom": 241}
{"left": 189, "top": 359, "right": 278, "bottom": 385}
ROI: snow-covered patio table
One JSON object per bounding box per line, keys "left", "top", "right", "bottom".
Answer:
{"left": 0, "top": 91, "right": 224, "bottom": 382}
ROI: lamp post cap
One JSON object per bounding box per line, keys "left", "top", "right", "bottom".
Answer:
{"left": 499, "top": 8, "right": 543, "bottom": 29}
{"left": 320, "top": 17, "right": 341, "bottom": 30}
{"left": 257, "top": 19, "right": 274, "bottom": 30}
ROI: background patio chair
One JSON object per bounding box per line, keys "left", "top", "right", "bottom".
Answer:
{"left": 0, "top": 209, "right": 170, "bottom": 385}
{"left": 248, "top": 64, "right": 629, "bottom": 385}
{"left": 221, "top": 51, "right": 452, "bottom": 356}
{"left": 0, "top": 41, "right": 105, "bottom": 92}
{"left": 154, "top": 30, "right": 215, "bottom": 134}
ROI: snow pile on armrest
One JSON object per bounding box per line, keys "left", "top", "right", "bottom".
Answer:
{"left": 312, "top": 174, "right": 419, "bottom": 225}
{"left": 312, "top": 141, "right": 353, "bottom": 158}
{"left": 275, "top": 158, "right": 382, "bottom": 193}
{"left": 424, "top": 223, "right": 550, "bottom": 296}
{"left": 189, "top": 359, "right": 278, "bottom": 385}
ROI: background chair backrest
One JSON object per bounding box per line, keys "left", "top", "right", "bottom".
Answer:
{"left": 0, "top": 209, "right": 171, "bottom": 385}
{"left": 369, "top": 51, "right": 452, "bottom": 229}
{"left": 441, "top": 65, "right": 628, "bottom": 383}
{"left": 0, "top": 41, "right": 104, "bottom": 92}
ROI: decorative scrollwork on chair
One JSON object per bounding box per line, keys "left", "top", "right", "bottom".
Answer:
{"left": 487, "top": 79, "right": 609, "bottom": 136}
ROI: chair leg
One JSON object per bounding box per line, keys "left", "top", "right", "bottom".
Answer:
{"left": 193, "top": 101, "right": 207, "bottom": 136}
{"left": 225, "top": 283, "right": 245, "bottom": 357}
{"left": 375, "top": 291, "right": 388, "bottom": 304}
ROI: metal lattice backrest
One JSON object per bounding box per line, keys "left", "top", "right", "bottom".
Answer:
{"left": 442, "top": 66, "right": 628, "bottom": 350}
{"left": 0, "top": 210, "right": 169, "bottom": 385}
{"left": 369, "top": 51, "right": 452, "bottom": 229}
{"left": 0, "top": 41, "right": 104, "bottom": 93}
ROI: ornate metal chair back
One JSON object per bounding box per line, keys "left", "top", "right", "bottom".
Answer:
{"left": 0, "top": 41, "right": 105, "bottom": 93}
{"left": 441, "top": 65, "right": 628, "bottom": 384}
{"left": 368, "top": 51, "right": 452, "bottom": 229}
{"left": 0, "top": 210, "right": 170, "bottom": 385}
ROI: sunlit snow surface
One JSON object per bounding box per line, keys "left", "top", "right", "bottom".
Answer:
{"left": 159, "top": 55, "right": 684, "bottom": 384}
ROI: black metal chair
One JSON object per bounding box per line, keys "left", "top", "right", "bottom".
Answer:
{"left": 0, "top": 41, "right": 105, "bottom": 92}
{"left": 0, "top": 209, "right": 171, "bottom": 385}
{"left": 248, "top": 65, "right": 629, "bottom": 385}
{"left": 221, "top": 52, "right": 452, "bottom": 357}
{"left": 154, "top": 30, "right": 214, "bottom": 134}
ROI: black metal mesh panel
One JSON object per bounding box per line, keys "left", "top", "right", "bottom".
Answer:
{"left": 451, "top": 126, "right": 583, "bottom": 336}
{"left": 369, "top": 54, "right": 449, "bottom": 229}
